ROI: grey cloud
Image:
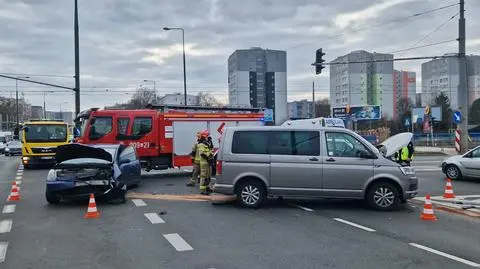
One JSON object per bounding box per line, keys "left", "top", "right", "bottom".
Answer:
{"left": 0, "top": 0, "right": 479, "bottom": 110}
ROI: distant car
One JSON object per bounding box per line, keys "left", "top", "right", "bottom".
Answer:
{"left": 45, "top": 143, "right": 142, "bottom": 204}
{"left": 442, "top": 146, "right": 480, "bottom": 180}
{"left": 4, "top": 141, "right": 22, "bottom": 156}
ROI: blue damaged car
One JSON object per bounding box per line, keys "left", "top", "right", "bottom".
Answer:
{"left": 45, "top": 143, "right": 141, "bottom": 204}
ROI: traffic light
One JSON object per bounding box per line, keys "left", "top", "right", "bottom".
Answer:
{"left": 315, "top": 48, "right": 326, "bottom": 74}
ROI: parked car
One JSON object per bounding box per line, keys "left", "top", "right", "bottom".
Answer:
{"left": 45, "top": 143, "right": 141, "bottom": 204}
{"left": 442, "top": 146, "right": 480, "bottom": 180}
{"left": 4, "top": 141, "right": 22, "bottom": 156}
{"left": 214, "top": 127, "right": 418, "bottom": 210}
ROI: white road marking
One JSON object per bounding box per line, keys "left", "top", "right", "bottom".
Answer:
{"left": 0, "top": 220, "right": 12, "bottom": 234}
{"left": 15, "top": 173, "right": 22, "bottom": 177}
{"left": 163, "top": 233, "right": 193, "bottom": 252}
{"left": 333, "top": 218, "right": 376, "bottom": 232}
{"left": 144, "top": 213, "right": 165, "bottom": 224}
{"left": 290, "top": 203, "right": 314, "bottom": 212}
{"left": 409, "top": 243, "right": 480, "bottom": 268}
{"left": 2, "top": 205, "right": 15, "bottom": 214}
{"left": 15, "top": 180, "right": 21, "bottom": 185}
{"left": 131, "top": 199, "right": 147, "bottom": 207}
{"left": 0, "top": 242, "right": 7, "bottom": 263}
{"left": 15, "top": 176, "right": 22, "bottom": 180}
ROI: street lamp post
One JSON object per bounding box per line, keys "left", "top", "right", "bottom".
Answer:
{"left": 163, "top": 27, "right": 187, "bottom": 105}
{"left": 15, "top": 76, "right": 29, "bottom": 127}
{"left": 43, "top": 90, "right": 54, "bottom": 119}
{"left": 143, "top": 79, "right": 156, "bottom": 93}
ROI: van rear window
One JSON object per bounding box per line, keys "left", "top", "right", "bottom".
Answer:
{"left": 232, "top": 131, "right": 268, "bottom": 154}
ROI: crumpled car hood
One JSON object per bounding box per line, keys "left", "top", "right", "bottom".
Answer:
{"left": 55, "top": 143, "right": 112, "bottom": 164}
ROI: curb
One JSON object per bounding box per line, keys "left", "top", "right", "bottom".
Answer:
{"left": 411, "top": 198, "right": 480, "bottom": 218}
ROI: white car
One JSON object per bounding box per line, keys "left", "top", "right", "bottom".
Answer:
{"left": 442, "top": 146, "right": 480, "bottom": 180}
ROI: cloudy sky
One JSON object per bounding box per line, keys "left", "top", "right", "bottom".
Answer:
{"left": 0, "top": 0, "right": 479, "bottom": 112}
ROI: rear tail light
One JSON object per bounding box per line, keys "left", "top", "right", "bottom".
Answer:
{"left": 216, "top": 160, "right": 223, "bottom": 175}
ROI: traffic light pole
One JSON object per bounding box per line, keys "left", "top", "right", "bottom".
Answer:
{"left": 457, "top": 0, "right": 468, "bottom": 153}
{"left": 74, "top": 0, "right": 81, "bottom": 117}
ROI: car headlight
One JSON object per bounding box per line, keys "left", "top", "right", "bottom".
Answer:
{"left": 5, "top": 148, "right": 9, "bottom": 152}
{"left": 47, "top": 169, "right": 57, "bottom": 181}
{"left": 400, "top": 166, "right": 415, "bottom": 176}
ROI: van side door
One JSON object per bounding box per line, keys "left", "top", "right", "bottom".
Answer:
{"left": 321, "top": 131, "right": 375, "bottom": 198}
{"left": 269, "top": 130, "right": 322, "bottom": 197}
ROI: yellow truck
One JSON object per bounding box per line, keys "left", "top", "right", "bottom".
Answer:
{"left": 21, "top": 120, "right": 70, "bottom": 169}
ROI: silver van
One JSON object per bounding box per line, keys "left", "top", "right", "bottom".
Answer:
{"left": 213, "top": 126, "right": 418, "bottom": 210}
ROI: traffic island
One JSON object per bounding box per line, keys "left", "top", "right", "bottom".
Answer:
{"left": 412, "top": 195, "right": 480, "bottom": 218}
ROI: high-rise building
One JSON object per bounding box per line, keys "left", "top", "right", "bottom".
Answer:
{"left": 330, "top": 50, "right": 394, "bottom": 118}
{"left": 421, "top": 54, "right": 480, "bottom": 108}
{"left": 393, "top": 70, "right": 416, "bottom": 119}
{"left": 228, "top": 47, "right": 287, "bottom": 124}
{"left": 288, "top": 99, "right": 313, "bottom": 119}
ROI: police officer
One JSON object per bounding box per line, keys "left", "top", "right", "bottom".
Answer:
{"left": 198, "top": 130, "right": 213, "bottom": 195}
{"left": 397, "top": 141, "right": 415, "bottom": 166}
{"left": 186, "top": 132, "right": 201, "bottom": 187}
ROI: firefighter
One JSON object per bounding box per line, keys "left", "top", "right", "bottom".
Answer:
{"left": 198, "top": 130, "right": 213, "bottom": 195}
{"left": 396, "top": 141, "right": 415, "bottom": 166}
{"left": 186, "top": 132, "right": 201, "bottom": 187}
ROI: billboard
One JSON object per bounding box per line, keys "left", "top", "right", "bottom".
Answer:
{"left": 412, "top": 106, "right": 442, "bottom": 122}
{"left": 332, "top": 105, "right": 381, "bottom": 120}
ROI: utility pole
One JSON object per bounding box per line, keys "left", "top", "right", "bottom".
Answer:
{"left": 15, "top": 79, "right": 19, "bottom": 128}
{"left": 458, "top": 0, "right": 468, "bottom": 153}
{"left": 312, "top": 80, "right": 316, "bottom": 118}
{"left": 74, "top": 0, "right": 80, "bottom": 117}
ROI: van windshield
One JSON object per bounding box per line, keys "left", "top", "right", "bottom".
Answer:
{"left": 24, "top": 124, "right": 68, "bottom": 143}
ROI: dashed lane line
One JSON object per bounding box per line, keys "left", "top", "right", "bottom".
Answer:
{"left": 2, "top": 205, "right": 15, "bottom": 214}
{"left": 284, "top": 201, "right": 315, "bottom": 212}
{"left": 409, "top": 243, "right": 480, "bottom": 268}
{"left": 144, "top": 213, "right": 165, "bottom": 224}
{"left": 15, "top": 176, "right": 22, "bottom": 180}
{"left": 333, "top": 218, "right": 376, "bottom": 232}
{"left": 131, "top": 199, "right": 147, "bottom": 207}
{"left": 163, "top": 233, "right": 193, "bottom": 252}
{"left": 15, "top": 180, "right": 21, "bottom": 185}
{"left": 0, "top": 242, "right": 7, "bottom": 263}
{"left": 0, "top": 220, "right": 12, "bottom": 234}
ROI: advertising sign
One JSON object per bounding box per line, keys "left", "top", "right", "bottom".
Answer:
{"left": 332, "top": 105, "right": 381, "bottom": 120}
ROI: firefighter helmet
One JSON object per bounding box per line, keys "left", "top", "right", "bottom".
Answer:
{"left": 200, "top": 130, "right": 209, "bottom": 138}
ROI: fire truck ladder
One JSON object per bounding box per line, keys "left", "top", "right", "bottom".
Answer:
{"left": 145, "top": 104, "right": 264, "bottom": 114}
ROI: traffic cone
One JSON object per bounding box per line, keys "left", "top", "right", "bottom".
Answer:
{"left": 420, "top": 194, "right": 437, "bottom": 221}
{"left": 84, "top": 194, "right": 100, "bottom": 219}
{"left": 7, "top": 181, "right": 20, "bottom": 201}
{"left": 443, "top": 178, "right": 455, "bottom": 199}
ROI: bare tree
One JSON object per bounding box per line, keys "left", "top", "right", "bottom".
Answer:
{"left": 125, "top": 86, "right": 158, "bottom": 109}
{"left": 197, "top": 91, "right": 222, "bottom": 106}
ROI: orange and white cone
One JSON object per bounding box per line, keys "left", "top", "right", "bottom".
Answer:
{"left": 420, "top": 194, "right": 437, "bottom": 221}
{"left": 84, "top": 194, "right": 100, "bottom": 219}
{"left": 443, "top": 178, "right": 455, "bottom": 199}
{"left": 7, "top": 181, "right": 20, "bottom": 201}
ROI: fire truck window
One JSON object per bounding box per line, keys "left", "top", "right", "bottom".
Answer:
{"left": 132, "top": 117, "right": 152, "bottom": 136}
{"left": 117, "top": 118, "right": 129, "bottom": 136}
{"left": 91, "top": 117, "right": 112, "bottom": 138}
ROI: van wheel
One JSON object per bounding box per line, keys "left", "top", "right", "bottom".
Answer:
{"left": 366, "top": 182, "right": 400, "bottom": 211}
{"left": 236, "top": 179, "right": 266, "bottom": 209}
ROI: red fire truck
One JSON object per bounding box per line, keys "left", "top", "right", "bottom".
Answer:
{"left": 74, "top": 105, "right": 265, "bottom": 171}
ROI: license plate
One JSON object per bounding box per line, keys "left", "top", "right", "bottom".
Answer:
{"left": 41, "top": 156, "right": 53, "bottom": 160}
{"left": 75, "top": 180, "right": 108, "bottom": 186}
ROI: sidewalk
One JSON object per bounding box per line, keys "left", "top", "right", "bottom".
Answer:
{"left": 415, "top": 146, "right": 457, "bottom": 156}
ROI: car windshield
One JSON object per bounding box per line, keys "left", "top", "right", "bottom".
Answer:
{"left": 24, "top": 124, "right": 67, "bottom": 143}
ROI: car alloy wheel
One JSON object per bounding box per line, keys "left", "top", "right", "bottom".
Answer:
{"left": 446, "top": 165, "right": 460, "bottom": 180}
{"left": 373, "top": 187, "right": 395, "bottom": 208}
{"left": 236, "top": 179, "right": 266, "bottom": 209}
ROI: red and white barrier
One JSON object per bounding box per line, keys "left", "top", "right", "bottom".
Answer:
{"left": 455, "top": 130, "right": 461, "bottom": 153}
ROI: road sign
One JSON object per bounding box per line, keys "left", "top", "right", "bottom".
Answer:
{"left": 263, "top": 109, "right": 274, "bottom": 122}
{"left": 453, "top": 110, "right": 462, "bottom": 123}
{"left": 405, "top": 118, "right": 410, "bottom": 127}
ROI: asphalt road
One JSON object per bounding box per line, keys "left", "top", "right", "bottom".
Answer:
{"left": 1, "top": 154, "right": 480, "bottom": 268}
